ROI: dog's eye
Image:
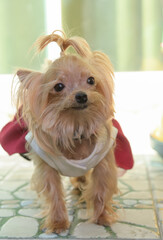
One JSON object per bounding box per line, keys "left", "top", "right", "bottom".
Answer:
{"left": 54, "top": 83, "right": 65, "bottom": 92}
{"left": 87, "top": 77, "right": 95, "bottom": 85}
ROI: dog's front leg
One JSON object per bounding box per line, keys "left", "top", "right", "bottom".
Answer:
{"left": 83, "top": 149, "right": 118, "bottom": 226}
{"left": 31, "top": 156, "right": 69, "bottom": 234}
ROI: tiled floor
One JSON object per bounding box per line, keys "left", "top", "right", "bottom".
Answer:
{"left": 0, "top": 153, "right": 163, "bottom": 239}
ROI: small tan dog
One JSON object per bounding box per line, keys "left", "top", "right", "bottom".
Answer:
{"left": 16, "top": 31, "right": 118, "bottom": 233}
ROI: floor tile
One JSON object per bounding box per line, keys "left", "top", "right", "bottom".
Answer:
{"left": 111, "top": 222, "right": 159, "bottom": 239}
{"left": 18, "top": 208, "right": 42, "bottom": 218}
{"left": 121, "top": 191, "right": 152, "bottom": 200}
{"left": 0, "top": 190, "right": 14, "bottom": 200}
{"left": 0, "top": 209, "right": 15, "bottom": 217}
{"left": 0, "top": 216, "right": 39, "bottom": 238}
{"left": 122, "top": 180, "right": 150, "bottom": 191}
{"left": 0, "top": 181, "right": 27, "bottom": 191}
{"left": 118, "top": 209, "right": 156, "bottom": 228}
{"left": 72, "top": 222, "right": 111, "bottom": 238}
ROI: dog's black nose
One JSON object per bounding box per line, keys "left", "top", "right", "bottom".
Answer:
{"left": 75, "top": 92, "right": 88, "bottom": 104}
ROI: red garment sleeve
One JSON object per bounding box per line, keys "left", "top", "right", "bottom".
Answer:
{"left": 0, "top": 115, "right": 28, "bottom": 155}
{"left": 112, "top": 119, "right": 134, "bottom": 170}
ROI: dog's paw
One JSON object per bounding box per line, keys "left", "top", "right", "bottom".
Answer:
{"left": 95, "top": 211, "right": 117, "bottom": 226}
{"left": 43, "top": 220, "right": 70, "bottom": 234}
{"left": 54, "top": 220, "right": 70, "bottom": 234}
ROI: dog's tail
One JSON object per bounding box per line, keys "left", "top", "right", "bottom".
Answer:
{"left": 34, "top": 30, "right": 92, "bottom": 58}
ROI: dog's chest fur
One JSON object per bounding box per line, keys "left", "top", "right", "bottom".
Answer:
{"left": 59, "top": 135, "right": 96, "bottom": 160}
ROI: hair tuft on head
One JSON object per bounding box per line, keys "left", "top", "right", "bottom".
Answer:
{"left": 34, "top": 30, "right": 92, "bottom": 59}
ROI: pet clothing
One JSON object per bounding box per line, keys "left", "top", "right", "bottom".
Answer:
{"left": 0, "top": 114, "right": 134, "bottom": 170}
{"left": 25, "top": 127, "right": 118, "bottom": 177}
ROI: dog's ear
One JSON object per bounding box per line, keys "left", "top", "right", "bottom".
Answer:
{"left": 17, "top": 69, "right": 33, "bottom": 82}
{"left": 92, "top": 51, "right": 114, "bottom": 78}
{"left": 16, "top": 69, "right": 42, "bottom": 91}
{"left": 92, "top": 51, "right": 115, "bottom": 118}
{"left": 16, "top": 69, "right": 43, "bottom": 118}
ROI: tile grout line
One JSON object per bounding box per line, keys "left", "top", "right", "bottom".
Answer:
{"left": 145, "top": 156, "right": 162, "bottom": 240}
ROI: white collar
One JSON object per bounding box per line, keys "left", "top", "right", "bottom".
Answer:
{"left": 25, "top": 126, "right": 118, "bottom": 177}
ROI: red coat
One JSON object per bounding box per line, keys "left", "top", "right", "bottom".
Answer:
{"left": 0, "top": 115, "right": 134, "bottom": 170}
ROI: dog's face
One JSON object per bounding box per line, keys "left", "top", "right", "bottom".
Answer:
{"left": 17, "top": 54, "right": 114, "bottom": 149}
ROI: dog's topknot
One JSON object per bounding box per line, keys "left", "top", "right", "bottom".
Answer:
{"left": 34, "top": 30, "right": 92, "bottom": 58}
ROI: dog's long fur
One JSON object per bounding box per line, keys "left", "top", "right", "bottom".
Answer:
{"left": 16, "top": 30, "right": 118, "bottom": 233}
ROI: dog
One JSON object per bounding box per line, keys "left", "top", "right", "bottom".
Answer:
{"left": 16, "top": 30, "right": 118, "bottom": 233}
